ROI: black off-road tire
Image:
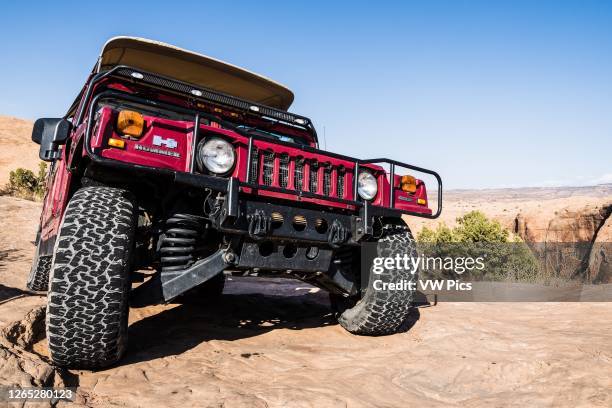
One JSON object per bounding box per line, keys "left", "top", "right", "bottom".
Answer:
{"left": 46, "top": 186, "right": 136, "bottom": 368}
{"left": 333, "top": 223, "right": 418, "bottom": 335}
{"left": 26, "top": 242, "right": 52, "bottom": 292}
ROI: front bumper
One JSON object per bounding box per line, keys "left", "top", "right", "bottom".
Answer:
{"left": 214, "top": 182, "right": 357, "bottom": 244}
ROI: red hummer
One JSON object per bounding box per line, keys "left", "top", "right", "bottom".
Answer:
{"left": 28, "top": 37, "right": 441, "bottom": 368}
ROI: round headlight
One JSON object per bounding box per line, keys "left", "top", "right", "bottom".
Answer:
{"left": 197, "top": 137, "right": 235, "bottom": 174}
{"left": 358, "top": 171, "right": 378, "bottom": 200}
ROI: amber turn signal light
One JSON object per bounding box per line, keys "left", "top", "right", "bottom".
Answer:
{"left": 400, "top": 175, "right": 417, "bottom": 193}
{"left": 117, "top": 110, "right": 144, "bottom": 137}
{"left": 108, "top": 138, "right": 125, "bottom": 149}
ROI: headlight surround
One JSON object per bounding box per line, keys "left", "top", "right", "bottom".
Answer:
{"left": 358, "top": 171, "right": 378, "bottom": 200}
{"left": 197, "top": 137, "right": 236, "bottom": 174}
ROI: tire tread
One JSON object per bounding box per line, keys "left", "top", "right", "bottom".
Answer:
{"left": 46, "top": 186, "right": 135, "bottom": 368}
{"left": 336, "top": 224, "right": 418, "bottom": 335}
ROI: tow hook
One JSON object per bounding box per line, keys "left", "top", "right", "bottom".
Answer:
{"left": 247, "top": 209, "right": 271, "bottom": 239}
{"left": 328, "top": 219, "right": 349, "bottom": 248}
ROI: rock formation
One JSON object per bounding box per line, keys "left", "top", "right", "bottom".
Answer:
{"left": 513, "top": 204, "right": 611, "bottom": 282}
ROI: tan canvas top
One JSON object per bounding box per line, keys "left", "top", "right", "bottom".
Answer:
{"left": 98, "top": 36, "right": 294, "bottom": 110}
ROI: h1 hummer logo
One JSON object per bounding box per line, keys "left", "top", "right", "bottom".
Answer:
{"left": 152, "top": 135, "right": 178, "bottom": 149}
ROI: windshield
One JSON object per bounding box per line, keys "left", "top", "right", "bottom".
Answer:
{"left": 235, "top": 125, "right": 310, "bottom": 146}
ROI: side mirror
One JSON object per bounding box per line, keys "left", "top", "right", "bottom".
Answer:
{"left": 32, "top": 118, "right": 72, "bottom": 161}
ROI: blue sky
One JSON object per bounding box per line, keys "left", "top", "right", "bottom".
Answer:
{"left": 0, "top": 1, "right": 610, "bottom": 189}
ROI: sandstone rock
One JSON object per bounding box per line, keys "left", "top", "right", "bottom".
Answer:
{"left": 514, "top": 204, "right": 611, "bottom": 281}
{"left": 0, "top": 307, "right": 57, "bottom": 408}
{"left": 2, "top": 306, "right": 46, "bottom": 350}
{"left": 587, "top": 213, "right": 612, "bottom": 283}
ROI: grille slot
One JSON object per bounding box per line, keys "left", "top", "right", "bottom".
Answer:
{"left": 279, "top": 154, "right": 290, "bottom": 188}
{"left": 337, "top": 170, "right": 345, "bottom": 198}
{"left": 249, "top": 147, "right": 259, "bottom": 183}
{"left": 262, "top": 151, "right": 274, "bottom": 186}
{"left": 294, "top": 160, "right": 304, "bottom": 191}
{"left": 323, "top": 166, "right": 332, "bottom": 196}
{"left": 309, "top": 162, "right": 319, "bottom": 193}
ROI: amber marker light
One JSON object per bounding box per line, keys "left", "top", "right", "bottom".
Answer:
{"left": 108, "top": 138, "right": 126, "bottom": 149}
{"left": 117, "top": 110, "right": 144, "bottom": 137}
{"left": 400, "top": 175, "right": 417, "bottom": 193}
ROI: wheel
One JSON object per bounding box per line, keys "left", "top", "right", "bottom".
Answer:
{"left": 46, "top": 186, "right": 136, "bottom": 368}
{"left": 26, "top": 237, "right": 52, "bottom": 291}
{"left": 332, "top": 223, "right": 418, "bottom": 335}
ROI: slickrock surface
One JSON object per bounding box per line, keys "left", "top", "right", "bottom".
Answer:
{"left": 0, "top": 196, "right": 610, "bottom": 407}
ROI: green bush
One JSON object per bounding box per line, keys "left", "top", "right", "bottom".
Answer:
{"left": 418, "top": 211, "right": 509, "bottom": 243}
{"left": 417, "top": 211, "right": 540, "bottom": 282}
{"left": 1, "top": 162, "right": 48, "bottom": 201}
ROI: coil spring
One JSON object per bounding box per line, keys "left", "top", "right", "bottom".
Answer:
{"left": 159, "top": 213, "right": 203, "bottom": 272}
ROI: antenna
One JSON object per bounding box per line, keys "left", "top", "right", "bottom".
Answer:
{"left": 323, "top": 126, "right": 327, "bottom": 150}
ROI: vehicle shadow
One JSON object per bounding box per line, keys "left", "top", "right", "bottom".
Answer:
{"left": 123, "top": 277, "right": 422, "bottom": 367}
{"left": 124, "top": 287, "right": 336, "bottom": 366}
{"left": 0, "top": 283, "right": 33, "bottom": 304}
{"left": 0, "top": 249, "right": 34, "bottom": 304}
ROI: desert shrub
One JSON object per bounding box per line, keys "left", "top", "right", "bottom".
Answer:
{"left": 1, "top": 162, "right": 48, "bottom": 201}
{"left": 417, "top": 211, "right": 540, "bottom": 282}
{"left": 418, "top": 211, "right": 509, "bottom": 244}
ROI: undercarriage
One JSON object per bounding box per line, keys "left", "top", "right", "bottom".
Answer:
{"left": 130, "top": 185, "right": 364, "bottom": 304}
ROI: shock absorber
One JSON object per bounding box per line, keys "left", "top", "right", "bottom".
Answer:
{"left": 158, "top": 213, "right": 203, "bottom": 272}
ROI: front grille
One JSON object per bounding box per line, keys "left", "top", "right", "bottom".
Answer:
{"left": 248, "top": 148, "right": 351, "bottom": 201}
